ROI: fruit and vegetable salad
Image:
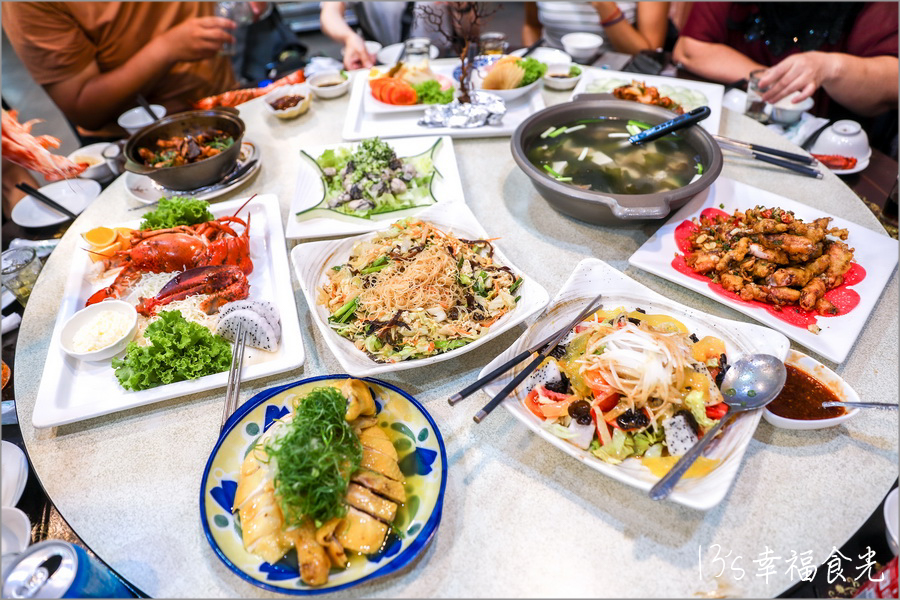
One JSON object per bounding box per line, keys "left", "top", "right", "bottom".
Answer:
{"left": 522, "top": 306, "right": 730, "bottom": 465}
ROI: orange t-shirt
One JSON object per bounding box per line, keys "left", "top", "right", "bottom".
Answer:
{"left": 2, "top": 1, "right": 236, "bottom": 135}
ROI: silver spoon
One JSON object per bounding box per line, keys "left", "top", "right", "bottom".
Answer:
{"left": 649, "top": 353, "right": 787, "bottom": 501}
{"left": 822, "top": 401, "right": 898, "bottom": 411}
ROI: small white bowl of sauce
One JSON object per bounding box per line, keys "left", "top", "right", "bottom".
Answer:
{"left": 60, "top": 300, "right": 138, "bottom": 362}
{"left": 763, "top": 349, "right": 860, "bottom": 430}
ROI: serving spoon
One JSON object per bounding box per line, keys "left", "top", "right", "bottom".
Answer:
{"left": 649, "top": 353, "right": 787, "bottom": 501}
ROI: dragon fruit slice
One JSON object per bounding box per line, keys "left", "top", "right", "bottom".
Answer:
{"left": 215, "top": 309, "right": 278, "bottom": 352}
{"left": 218, "top": 300, "right": 281, "bottom": 340}
{"left": 661, "top": 413, "right": 700, "bottom": 456}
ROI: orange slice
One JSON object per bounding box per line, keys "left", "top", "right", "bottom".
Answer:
{"left": 82, "top": 226, "right": 116, "bottom": 248}
{"left": 87, "top": 241, "right": 121, "bottom": 263}
{"left": 114, "top": 227, "right": 134, "bottom": 250}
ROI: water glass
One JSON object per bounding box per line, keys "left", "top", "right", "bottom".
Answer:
{"left": 479, "top": 32, "right": 508, "bottom": 55}
{"left": 215, "top": 1, "right": 253, "bottom": 56}
{"left": 403, "top": 37, "right": 432, "bottom": 65}
{"left": 745, "top": 68, "right": 769, "bottom": 122}
{"left": 1, "top": 248, "right": 42, "bottom": 307}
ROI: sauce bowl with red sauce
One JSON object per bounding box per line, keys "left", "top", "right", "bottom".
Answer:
{"left": 763, "top": 349, "right": 859, "bottom": 430}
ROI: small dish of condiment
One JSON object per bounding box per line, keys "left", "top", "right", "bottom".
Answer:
{"left": 307, "top": 71, "right": 350, "bottom": 99}
{"left": 763, "top": 349, "right": 860, "bottom": 430}
{"left": 263, "top": 83, "right": 311, "bottom": 120}
{"left": 542, "top": 63, "right": 582, "bottom": 91}
{"left": 59, "top": 300, "right": 138, "bottom": 362}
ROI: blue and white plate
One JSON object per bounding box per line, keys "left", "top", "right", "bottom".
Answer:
{"left": 200, "top": 375, "right": 447, "bottom": 594}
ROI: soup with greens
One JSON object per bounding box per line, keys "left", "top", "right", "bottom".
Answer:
{"left": 526, "top": 118, "right": 703, "bottom": 195}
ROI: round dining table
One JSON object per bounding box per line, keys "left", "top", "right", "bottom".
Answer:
{"left": 14, "top": 63, "right": 898, "bottom": 598}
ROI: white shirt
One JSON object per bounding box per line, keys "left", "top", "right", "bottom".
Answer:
{"left": 536, "top": 2, "right": 638, "bottom": 49}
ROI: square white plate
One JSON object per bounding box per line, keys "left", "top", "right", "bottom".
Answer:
{"left": 285, "top": 136, "right": 464, "bottom": 240}
{"left": 628, "top": 177, "right": 898, "bottom": 364}
{"left": 361, "top": 71, "right": 456, "bottom": 115}
{"left": 342, "top": 69, "right": 546, "bottom": 141}
{"left": 291, "top": 201, "right": 550, "bottom": 377}
{"left": 571, "top": 69, "right": 725, "bottom": 134}
{"left": 480, "top": 258, "right": 789, "bottom": 510}
{"left": 32, "top": 195, "right": 305, "bottom": 428}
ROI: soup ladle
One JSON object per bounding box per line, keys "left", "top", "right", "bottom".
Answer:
{"left": 649, "top": 353, "right": 787, "bottom": 501}
{"left": 627, "top": 105, "right": 711, "bottom": 146}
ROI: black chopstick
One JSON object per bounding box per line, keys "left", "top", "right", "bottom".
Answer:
{"left": 714, "top": 134, "right": 816, "bottom": 165}
{"left": 521, "top": 37, "right": 545, "bottom": 58}
{"left": 718, "top": 141, "right": 822, "bottom": 179}
{"left": 470, "top": 293, "right": 604, "bottom": 423}
{"left": 15, "top": 183, "right": 78, "bottom": 220}
{"left": 136, "top": 94, "right": 160, "bottom": 123}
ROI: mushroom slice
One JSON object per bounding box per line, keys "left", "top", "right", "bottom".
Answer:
{"left": 315, "top": 518, "right": 348, "bottom": 569}
{"left": 341, "top": 378, "right": 376, "bottom": 421}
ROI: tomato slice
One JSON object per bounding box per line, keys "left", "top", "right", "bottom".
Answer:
{"left": 379, "top": 80, "right": 399, "bottom": 103}
{"left": 705, "top": 402, "right": 728, "bottom": 420}
{"left": 389, "top": 81, "right": 417, "bottom": 105}
{"left": 524, "top": 389, "right": 544, "bottom": 419}
{"left": 524, "top": 386, "right": 575, "bottom": 419}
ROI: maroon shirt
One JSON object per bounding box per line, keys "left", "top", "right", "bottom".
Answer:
{"left": 681, "top": 2, "right": 898, "bottom": 119}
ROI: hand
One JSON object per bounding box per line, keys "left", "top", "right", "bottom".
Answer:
{"left": 158, "top": 17, "right": 237, "bottom": 63}
{"left": 758, "top": 51, "right": 832, "bottom": 104}
{"left": 343, "top": 34, "right": 374, "bottom": 70}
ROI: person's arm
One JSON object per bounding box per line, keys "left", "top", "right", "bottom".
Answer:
{"left": 673, "top": 35, "right": 764, "bottom": 83}
{"left": 591, "top": 2, "right": 669, "bottom": 55}
{"left": 759, "top": 53, "right": 898, "bottom": 116}
{"left": 522, "top": 2, "right": 542, "bottom": 47}
{"left": 320, "top": 1, "right": 373, "bottom": 69}
{"left": 41, "top": 17, "right": 236, "bottom": 131}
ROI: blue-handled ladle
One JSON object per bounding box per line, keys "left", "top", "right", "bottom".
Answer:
{"left": 622, "top": 106, "right": 712, "bottom": 147}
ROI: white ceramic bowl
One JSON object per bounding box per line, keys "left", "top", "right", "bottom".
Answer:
{"left": 59, "top": 300, "right": 138, "bottom": 362}
{"left": 542, "top": 63, "right": 582, "bottom": 91}
{"left": 809, "top": 119, "right": 871, "bottom": 160}
{"left": 885, "top": 488, "right": 898, "bottom": 556}
{"left": 511, "top": 47, "right": 572, "bottom": 65}
{"left": 263, "top": 83, "right": 312, "bottom": 119}
{"left": 376, "top": 42, "right": 440, "bottom": 66}
{"left": 67, "top": 142, "right": 113, "bottom": 182}
{"left": 1, "top": 441, "right": 28, "bottom": 508}
{"left": 474, "top": 74, "right": 542, "bottom": 102}
{"left": 770, "top": 91, "right": 814, "bottom": 124}
{"left": 762, "top": 349, "right": 860, "bottom": 430}
{"left": 117, "top": 104, "right": 166, "bottom": 136}
{"left": 561, "top": 32, "right": 604, "bottom": 64}
{"left": 1, "top": 507, "right": 31, "bottom": 556}
{"left": 308, "top": 71, "right": 350, "bottom": 99}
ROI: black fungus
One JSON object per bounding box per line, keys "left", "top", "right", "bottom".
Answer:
{"left": 635, "top": 307, "right": 646, "bottom": 314}
{"left": 549, "top": 343, "right": 567, "bottom": 360}
{"left": 715, "top": 353, "right": 730, "bottom": 388}
{"left": 689, "top": 333, "right": 700, "bottom": 343}
{"left": 568, "top": 399, "right": 591, "bottom": 419}
{"left": 628, "top": 317, "right": 642, "bottom": 326}
{"left": 576, "top": 414, "right": 593, "bottom": 425}
{"left": 616, "top": 409, "right": 650, "bottom": 430}
{"left": 545, "top": 373, "right": 571, "bottom": 395}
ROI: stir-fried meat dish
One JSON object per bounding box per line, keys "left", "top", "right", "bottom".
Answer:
{"left": 684, "top": 206, "right": 854, "bottom": 315}
{"left": 613, "top": 80, "right": 684, "bottom": 114}
{"left": 137, "top": 130, "right": 234, "bottom": 168}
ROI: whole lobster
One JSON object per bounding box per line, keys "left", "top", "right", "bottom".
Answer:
{"left": 86, "top": 207, "right": 253, "bottom": 307}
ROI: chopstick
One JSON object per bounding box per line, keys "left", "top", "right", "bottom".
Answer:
{"left": 469, "top": 293, "right": 605, "bottom": 423}
{"left": 718, "top": 140, "right": 822, "bottom": 179}
{"left": 521, "top": 37, "right": 545, "bottom": 58}
{"left": 220, "top": 323, "right": 248, "bottom": 432}
{"left": 136, "top": 94, "right": 160, "bottom": 123}
{"left": 714, "top": 134, "right": 817, "bottom": 165}
{"left": 15, "top": 183, "right": 78, "bottom": 220}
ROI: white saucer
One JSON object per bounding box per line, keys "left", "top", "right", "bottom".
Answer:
{"left": 1, "top": 440, "right": 28, "bottom": 508}
{"left": 11, "top": 179, "right": 101, "bottom": 228}
{"left": 1, "top": 507, "right": 31, "bottom": 555}
{"left": 125, "top": 140, "right": 261, "bottom": 204}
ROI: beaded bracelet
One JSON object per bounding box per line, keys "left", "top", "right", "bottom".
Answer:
{"left": 601, "top": 9, "right": 627, "bottom": 27}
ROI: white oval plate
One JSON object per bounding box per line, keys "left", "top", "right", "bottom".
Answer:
{"left": 763, "top": 349, "right": 860, "bottom": 429}
{"left": 480, "top": 258, "right": 789, "bottom": 510}
{"left": 11, "top": 179, "right": 101, "bottom": 228}
{"left": 291, "top": 201, "right": 550, "bottom": 377}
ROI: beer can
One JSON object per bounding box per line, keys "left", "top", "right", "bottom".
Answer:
{"left": 1, "top": 540, "right": 134, "bottom": 598}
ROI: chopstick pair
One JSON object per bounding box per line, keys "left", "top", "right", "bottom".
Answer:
{"left": 220, "top": 323, "right": 249, "bottom": 432}
{"left": 450, "top": 293, "right": 604, "bottom": 423}
{"left": 16, "top": 183, "right": 78, "bottom": 221}
{"left": 714, "top": 136, "right": 822, "bottom": 179}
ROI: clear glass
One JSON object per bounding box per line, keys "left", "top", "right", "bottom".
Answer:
{"left": 215, "top": 2, "right": 254, "bottom": 56}
{"left": 479, "top": 32, "right": 508, "bottom": 55}
{"left": 745, "top": 68, "right": 769, "bottom": 122}
{"left": 403, "top": 37, "right": 432, "bottom": 65}
{"left": 1, "top": 248, "right": 42, "bottom": 307}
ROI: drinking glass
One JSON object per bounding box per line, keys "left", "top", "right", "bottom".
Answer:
{"left": 1, "top": 248, "right": 42, "bottom": 307}
{"left": 403, "top": 37, "right": 432, "bottom": 65}
{"left": 215, "top": 1, "right": 254, "bottom": 56}
{"left": 479, "top": 32, "right": 508, "bottom": 55}
{"left": 745, "top": 68, "right": 769, "bottom": 122}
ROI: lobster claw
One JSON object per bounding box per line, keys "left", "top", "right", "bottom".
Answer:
{"left": 135, "top": 265, "right": 250, "bottom": 316}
